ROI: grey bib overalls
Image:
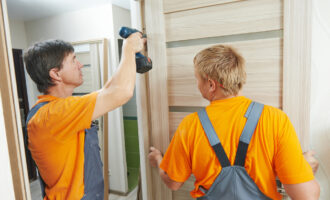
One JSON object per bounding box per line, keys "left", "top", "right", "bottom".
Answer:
{"left": 26, "top": 102, "right": 104, "bottom": 200}
{"left": 197, "top": 102, "right": 272, "bottom": 200}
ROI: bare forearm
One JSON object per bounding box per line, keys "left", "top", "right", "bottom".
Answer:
{"left": 92, "top": 33, "right": 143, "bottom": 120}
{"left": 92, "top": 49, "right": 135, "bottom": 120}
{"left": 154, "top": 152, "right": 184, "bottom": 191}
{"left": 103, "top": 47, "right": 136, "bottom": 97}
{"left": 284, "top": 180, "right": 320, "bottom": 200}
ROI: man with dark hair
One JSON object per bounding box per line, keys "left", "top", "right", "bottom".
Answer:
{"left": 24, "top": 40, "right": 75, "bottom": 93}
{"left": 24, "top": 33, "right": 144, "bottom": 200}
{"left": 149, "top": 45, "right": 320, "bottom": 200}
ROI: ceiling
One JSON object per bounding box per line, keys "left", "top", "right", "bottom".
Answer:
{"left": 6, "top": 0, "right": 130, "bottom": 21}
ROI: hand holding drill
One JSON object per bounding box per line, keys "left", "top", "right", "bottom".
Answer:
{"left": 120, "top": 27, "right": 152, "bottom": 74}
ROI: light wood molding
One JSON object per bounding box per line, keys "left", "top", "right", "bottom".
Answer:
{"left": 283, "top": 0, "right": 312, "bottom": 151}
{"left": 102, "top": 38, "right": 109, "bottom": 200}
{"left": 0, "top": 1, "right": 28, "bottom": 199}
{"left": 167, "top": 38, "right": 283, "bottom": 108}
{"left": 144, "top": 0, "right": 172, "bottom": 199}
{"left": 163, "top": 0, "right": 240, "bottom": 14}
{"left": 132, "top": 0, "right": 153, "bottom": 199}
{"left": 165, "top": 0, "right": 283, "bottom": 42}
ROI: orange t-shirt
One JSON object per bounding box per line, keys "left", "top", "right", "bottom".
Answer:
{"left": 27, "top": 92, "right": 98, "bottom": 200}
{"left": 160, "top": 96, "right": 314, "bottom": 199}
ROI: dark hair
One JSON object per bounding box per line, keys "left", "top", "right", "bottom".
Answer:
{"left": 23, "top": 39, "right": 74, "bottom": 94}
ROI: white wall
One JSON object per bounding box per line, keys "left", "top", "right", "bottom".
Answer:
{"left": 0, "top": 93, "right": 15, "bottom": 199}
{"left": 8, "top": 19, "right": 27, "bottom": 49}
{"left": 9, "top": 3, "right": 131, "bottom": 193}
{"left": 111, "top": 5, "right": 138, "bottom": 117}
{"left": 25, "top": 5, "right": 113, "bottom": 45}
{"left": 310, "top": 0, "right": 330, "bottom": 199}
{"left": 108, "top": 5, "right": 133, "bottom": 193}
{"left": 112, "top": 5, "right": 131, "bottom": 64}
{"left": 8, "top": 19, "right": 41, "bottom": 109}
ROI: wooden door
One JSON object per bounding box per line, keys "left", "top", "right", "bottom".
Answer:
{"left": 138, "top": 0, "right": 312, "bottom": 199}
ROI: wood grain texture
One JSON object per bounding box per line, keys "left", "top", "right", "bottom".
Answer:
{"left": 163, "top": 0, "right": 240, "bottom": 14}
{"left": 102, "top": 39, "right": 109, "bottom": 200}
{"left": 0, "top": 1, "right": 27, "bottom": 199}
{"left": 144, "top": 0, "right": 172, "bottom": 199}
{"left": 165, "top": 0, "right": 283, "bottom": 42}
{"left": 173, "top": 176, "right": 195, "bottom": 200}
{"left": 132, "top": 1, "right": 154, "bottom": 199}
{"left": 167, "top": 38, "right": 283, "bottom": 108}
{"left": 169, "top": 112, "right": 191, "bottom": 139}
{"left": 283, "top": 0, "right": 311, "bottom": 151}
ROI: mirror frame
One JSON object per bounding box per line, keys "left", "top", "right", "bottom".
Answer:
{"left": 71, "top": 38, "right": 110, "bottom": 200}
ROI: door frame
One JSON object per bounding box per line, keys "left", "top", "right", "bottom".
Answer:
{"left": 1, "top": 0, "right": 31, "bottom": 199}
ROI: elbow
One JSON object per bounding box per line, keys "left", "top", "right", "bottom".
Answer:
{"left": 308, "top": 180, "right": 321, "bottom": 200}
{"left": 167, "top": 182, "right": 181, "bottom": 191}
{"left": 160, "top": 170, "right": 183, "bottom": 191}
{"left": 121, "top": 87, "right": 134, "bottom": 103}
{"left": 313, "top": 181, "right": 321, "bottom": 199}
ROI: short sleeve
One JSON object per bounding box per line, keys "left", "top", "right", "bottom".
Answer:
{"left": 160, "top": 116, "right": 193, "bottom": 182}
{"left": 274, "top": 113, "right": 314, "bottom": 184}
{"left": 37, "top": 92, "right": 99, "bottom": 140}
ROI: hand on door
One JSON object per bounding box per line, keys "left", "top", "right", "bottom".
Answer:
{"left": 148, "top": 146, "right": 163, "bottom": 168}
{"left": 303, "top": 150, "right": 319, "bottom": 174}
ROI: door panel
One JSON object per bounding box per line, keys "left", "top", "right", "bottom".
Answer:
{"left": 168, "top": 38, "right": 283, "bottom": 108}
{"left": 165, "top": 0, "right": 282, "bottom": 42}
{"left": 141, "top": 0, "right": 312, "bottom": 199}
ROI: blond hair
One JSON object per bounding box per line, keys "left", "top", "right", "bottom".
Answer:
{"left": 193, "top": 44, "right": 246, "bottom": 96}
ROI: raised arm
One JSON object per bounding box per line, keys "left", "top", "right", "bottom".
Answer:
{"left": 92, "top": 32, "right": 145, "bottom": 120}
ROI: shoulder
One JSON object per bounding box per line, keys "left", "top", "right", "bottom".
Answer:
{"left": 259, "top": 104, "right": 294, "bottom": 136}
{"left": 261, "top": 104, "right": 290, "bottom": 121}
{"left": 173, "top": 112, "right": 200, "bottom": 139}
{"left": 179, "top": 112, "right": 200, "bottom": 127}
{"left": 31, "top": 92, "right": 98, "bottom": 124}
{"left": 65, "top": 91, "right": 99, "bottom": 101}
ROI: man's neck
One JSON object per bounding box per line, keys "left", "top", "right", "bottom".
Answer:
{"left": 47, "top": 85, "right": 74, "bottom": 98}
{"left": 209, "top": 90, "right": 240, "bottom": 102}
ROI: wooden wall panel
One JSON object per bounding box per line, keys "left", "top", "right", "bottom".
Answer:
{"left": 169, "top": 112, "right": 191, "bottom": 139}
{"left": 143, "top": 0, "right": 287, "bottom": 200}
{"left": 163, "top": 0, "right": 240, "bottom": 14}
{"left": 173, "top": 176, "right": 195, "bottom": 200}
{"left": 283, "top": 0, "right": 311, "bottom": 151}
{"left": 165, "top": 0, "right": 283, "bottom": 42}
{"left": 168, "top": 38, "right": 283, "bottom": 108}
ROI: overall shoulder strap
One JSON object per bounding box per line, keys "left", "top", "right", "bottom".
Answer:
{"left": 198, "top": 109, "right": 231, "bottom": 168}
{"left": 26, "top": 102, "right": 49, "bottom": 125}
{"left": 234, "top": 102, "right": 264, "bottom": 166}
{"left": 25, "top": 101, "right": 49, "bottom": 198}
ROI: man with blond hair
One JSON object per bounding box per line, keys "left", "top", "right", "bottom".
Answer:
{"left": 149, "top": 45, "right": 320, "bottom": 199}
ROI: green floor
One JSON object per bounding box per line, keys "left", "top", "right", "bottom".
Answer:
{"left": 123, "top": 118, "right": 140, "bottom": 192}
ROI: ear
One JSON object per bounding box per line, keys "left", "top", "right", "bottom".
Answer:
{"left": 208, "top": 78, "right": 217, "bottom": 92}
{"left": 49, "top": 68, "right": 62, "bottom": 82}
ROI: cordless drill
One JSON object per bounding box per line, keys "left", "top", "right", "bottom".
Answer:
{"left": 119, "top": 27, "right": 152, "bottom": 74}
